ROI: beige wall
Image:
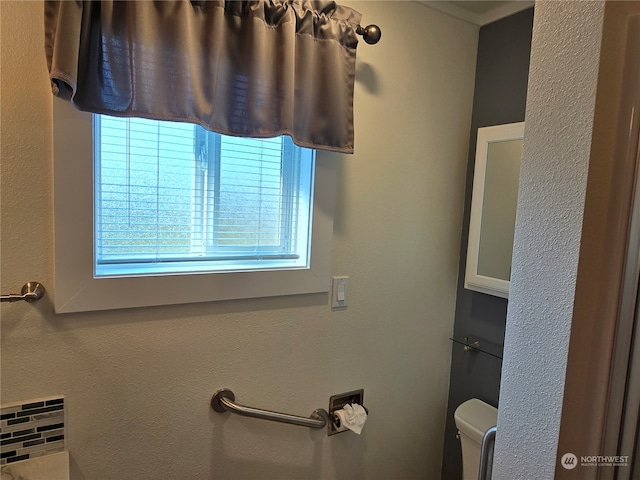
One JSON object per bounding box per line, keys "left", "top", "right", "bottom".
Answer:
{"left": 0, "top": 2, "right": 477, "bottom": 478}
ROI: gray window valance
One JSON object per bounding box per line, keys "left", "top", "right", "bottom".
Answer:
{"left": 45, "top": 0, "right": 362, "bottom": 153}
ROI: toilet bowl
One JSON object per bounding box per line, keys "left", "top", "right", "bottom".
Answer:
{"left": 454, "top": 398, "right": 498, "bottom": 480}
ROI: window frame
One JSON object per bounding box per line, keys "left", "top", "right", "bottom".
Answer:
{"left": 52, "top": 97, "right": 336, "bottom": 313}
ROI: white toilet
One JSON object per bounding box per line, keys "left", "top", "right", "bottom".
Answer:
{"left": 454, "top": 398, "right": 498, "bottom": 480}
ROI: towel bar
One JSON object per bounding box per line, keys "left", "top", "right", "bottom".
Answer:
{"left": 211, "top": 388, "right": 327, "bottom": 429}
{"left": 0, "top": 282, "right": 45, "bottom": 303}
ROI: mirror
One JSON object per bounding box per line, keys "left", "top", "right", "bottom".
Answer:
{"left": 465, "top": 122, "right": 524, "bottom": 299}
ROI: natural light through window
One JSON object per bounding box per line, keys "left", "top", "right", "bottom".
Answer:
{"left": 94, "top": 115, "right": 315, "bottom": 277}
{"left": 53, "top": 97, "right": 335, "bottom": 313}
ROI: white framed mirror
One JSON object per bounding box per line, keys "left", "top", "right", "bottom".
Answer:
{"left": 465, "top": 122, "right": 524, "bottom": 299}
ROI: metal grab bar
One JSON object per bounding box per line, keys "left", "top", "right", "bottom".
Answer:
{"left": 211, "top": 388, "right": 327, "bottom": 429}
{"left": 478, "top": 426, "right": 497, "bottom": 480}
{"left": 0, "top": 282, "right": 45, "bottom": 303}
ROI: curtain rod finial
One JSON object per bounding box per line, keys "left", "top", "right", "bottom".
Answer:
{"left": 357, "top": 24, "right": 381, "bottom": 45}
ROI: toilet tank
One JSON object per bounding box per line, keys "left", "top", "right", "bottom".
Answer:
{"left": 454, "top": 399, "right": 498, "bottom": 480}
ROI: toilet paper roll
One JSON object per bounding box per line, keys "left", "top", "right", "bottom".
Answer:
{"left": 335, "top": 403, "right": 367, "bottom": 434}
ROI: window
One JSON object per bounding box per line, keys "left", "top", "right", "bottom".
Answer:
{"left": 53, "top": 98, "right": 336, "bottom": 313}
{"left": 94, "top": 115, "right": 314, "bottom": 277}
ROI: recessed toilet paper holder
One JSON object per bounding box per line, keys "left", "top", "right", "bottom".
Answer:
{"left": 328, "top": 389, "right": 367, "bottom": 435}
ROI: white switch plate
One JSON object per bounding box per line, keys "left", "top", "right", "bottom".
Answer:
{"left": 332, "top": 276, "right": 349, "bottom": 307}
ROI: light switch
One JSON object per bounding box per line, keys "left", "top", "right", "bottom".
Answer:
{"left": 332, "top": 276, "right": 349, "bottom": 307}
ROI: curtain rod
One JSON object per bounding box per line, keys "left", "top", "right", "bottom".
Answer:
{"left": 356, "top": 24, "right": 381, "bottom": 44}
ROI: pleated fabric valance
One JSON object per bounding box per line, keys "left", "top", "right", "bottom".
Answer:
{"left": 44, "top": 1, "right": 362, "bottom": 153}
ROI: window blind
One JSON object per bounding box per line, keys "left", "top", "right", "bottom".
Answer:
{"left": 94, "top": 115, "right": 315, "bottom": 277}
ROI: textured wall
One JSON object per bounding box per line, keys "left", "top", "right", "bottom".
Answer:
{"left": 0, "top": 2, "right": 477, "bottom": 479}
{"left": 494, "top": 2, "right": 606, "bottom": 479}
{"left": 441, "top": 9, "right": 533, "bottom": 480}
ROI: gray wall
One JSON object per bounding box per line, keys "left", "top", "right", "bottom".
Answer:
{"left": 441, "top": 8, "right": 533, "bottom": 480}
